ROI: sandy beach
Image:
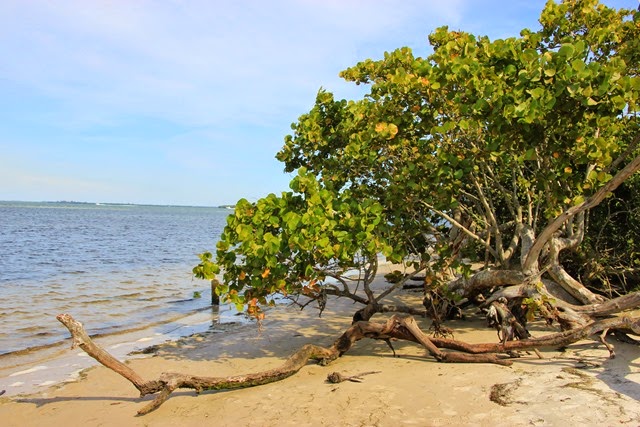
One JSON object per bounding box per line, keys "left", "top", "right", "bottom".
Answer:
{"left": 1, "top": 264, "right": 639, "bottom": 426}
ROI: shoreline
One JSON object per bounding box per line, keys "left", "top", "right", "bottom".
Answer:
{"left": 1, "top": 265, "right": 639, "bottom": 426}
{"left": 0, "top": 302, "right": 244, "bottom": 361}
{"left": 0, "top": 275, "right": 216, "bottom": 356}
{"left": 0, "top": 304, "right": 251, "bottom": 397}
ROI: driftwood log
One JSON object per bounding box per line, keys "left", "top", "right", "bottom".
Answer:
{"left": 326, "top": 370, "right": 380, "bottom": 383}
{"left": 56, "top": 313, "right": 640, "bottom": 415}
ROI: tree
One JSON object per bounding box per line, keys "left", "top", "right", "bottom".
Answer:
{"left": 196, "top": 0, "right": 640, "bottom": 328}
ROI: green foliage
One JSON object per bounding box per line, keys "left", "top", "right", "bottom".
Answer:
{"left": 279, "top": 0, "right": 638, "bottom": 264}
{"left": 198, "top": 0, "right": 639, "bottom": 314}
{"left": 384, "top": 270, "right": 406, "bottom": 284}
{"left": 194, "top": 168, "right": 393, "bottom": 312}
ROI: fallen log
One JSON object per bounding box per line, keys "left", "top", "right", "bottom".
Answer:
{"left": 57, "top": 314, "right": 336, "bottom": 415}
{"left": 56, "top": 313, "right": 640, "bottom": 415}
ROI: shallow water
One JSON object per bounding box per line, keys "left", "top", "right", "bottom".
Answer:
{"left": 0, "top": 303, "right": 250, "bottom": 396}
{"left": 0, "top": 201, "right": 229, "bottom": 355}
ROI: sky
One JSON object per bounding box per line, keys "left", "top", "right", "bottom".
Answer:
{"left": 0, "top": 0, "right": 636, "bottom": 206}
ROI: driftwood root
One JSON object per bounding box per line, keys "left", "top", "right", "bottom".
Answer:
{"left": 56, "top": 313, "right": 640, "bottom": 414}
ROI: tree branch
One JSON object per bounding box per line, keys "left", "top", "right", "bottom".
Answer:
{"left": 420, "top": 201, "right": 499, "bottom": 259}
{"left": 523, "top": 151, "right": 640, "bottom": 273}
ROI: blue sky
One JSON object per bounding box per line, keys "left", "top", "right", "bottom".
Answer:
{"left": 0, "top": 0, "right": 635, "bottom": 206}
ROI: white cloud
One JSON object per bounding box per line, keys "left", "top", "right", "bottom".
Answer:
{"left": 0, "top": 0, "right": 464, "bottom": 131}
{"left": 16, "top": 0, "right": 635, "bottom": 205}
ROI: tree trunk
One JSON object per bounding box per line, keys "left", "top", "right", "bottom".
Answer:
{"left": 448, "top": 269, "right": 525, "bottom": 297}
{"left": 544, "top": 214, "right": 606, "bottom": 305}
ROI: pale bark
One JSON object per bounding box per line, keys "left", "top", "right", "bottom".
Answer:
{"left": 520, "top": 224, "right": 537, "bottom": 275}
{"left": 569, "top": 291, "right": 640, "bottom": 316}
{"left": 449, "top": 269, "right": 525, "bottom": 296}
{"left": 544, "top": 213, "right": 605, "bottom": 304}
{"left": 548, "top": 262, "right": 605, "bottom": 304}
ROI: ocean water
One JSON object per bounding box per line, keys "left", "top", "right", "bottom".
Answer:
{"left": 0, "top": 201, "right": 229, "bottom": 355}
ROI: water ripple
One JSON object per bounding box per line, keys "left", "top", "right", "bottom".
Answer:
{"left": 0, "top": 202, "right": 227, "bottom": 355}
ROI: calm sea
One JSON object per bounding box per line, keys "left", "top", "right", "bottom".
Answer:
{"left": 0, "top": 201, "right": 229, "bottom": 355}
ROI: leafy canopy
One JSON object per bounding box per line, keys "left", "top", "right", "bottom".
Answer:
{"left": 195, "top": 0, "right": 639, "bottom": 314}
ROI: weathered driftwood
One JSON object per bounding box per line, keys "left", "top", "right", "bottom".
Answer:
{"left": 326, "top": 371, "right": 380, "bottom": 383}
{"left": 57, "top": 314, "right": 335, "bottom": 414}
{"left": 485, "top": 299, "right": 530, "bottom": 344}
{"left": 57, "top": 313, "right": 640, "bottom": 415}
{"left": 429, "top": 315, "right": 640, "bottom": 358}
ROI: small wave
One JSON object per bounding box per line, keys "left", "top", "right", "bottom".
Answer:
{"left": 145, "top": 298, "right": 167, "bottom": 303}
{"left": 168, "top": 298, "right": 194, "bottom": 304}
{"left": 40, "top": 290, "right": 65, "bottom": 296}
{"left": 85, "top": 299, "right": 112, "bottom": 305}
{"left": 105, "top": 312, "right": 126, "bottom": 318}
{"left": 119, "top": 292, "right": 143, "bottom": 298}
{"left": 16, "top": 326, "right": 47, "bottom": 333}
{"left": 9, "top": 365, "right": 48, "bottom": 376}
{"left": 7, "top": 310, "right": 35, "bottom": 315}
{"left": 12, "top": 328, "right": 54, "bottom": 339}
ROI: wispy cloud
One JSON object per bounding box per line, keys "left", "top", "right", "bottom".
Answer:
{"left": 0, "top": 0, "right": 464, "bottom": 129}
{"left": 1, "top": 0, "right": 632, "bottom": 205}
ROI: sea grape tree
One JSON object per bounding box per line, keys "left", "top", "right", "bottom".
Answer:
{"left": 196, "top": 0, "right": 640, "bottom": 323}
{"left": 194, "top": 169, "right": 412, "bottom": 319}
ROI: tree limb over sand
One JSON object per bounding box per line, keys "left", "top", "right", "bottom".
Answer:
{"left": 56, "top": 313, "right": 639, "bottom": 415}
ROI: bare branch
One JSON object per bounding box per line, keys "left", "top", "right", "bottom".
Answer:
{"left": 420, "top": 201, "right": 498, "bottom": 259}
{"left": 523, "top": 151, "right": 640, "bottom": 272}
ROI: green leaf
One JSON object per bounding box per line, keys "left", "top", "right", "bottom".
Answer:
{"left": 597, "top": 171, "right": 612, "bottom": 183}
{"left": 571, "top": 59, "right": 585, "bottom": 72}
{"left": 524, "top": 148, "right": 536, "bottom": 161}
{"left": 558, "top": 44, "right": 575, "bottom": 57}
{"left": 305, "top": 264, "right": 315, "bottom": 278}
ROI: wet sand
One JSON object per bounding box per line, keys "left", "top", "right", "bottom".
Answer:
{"left": 1, "top": 264, "right": 639, "bottom": 426}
